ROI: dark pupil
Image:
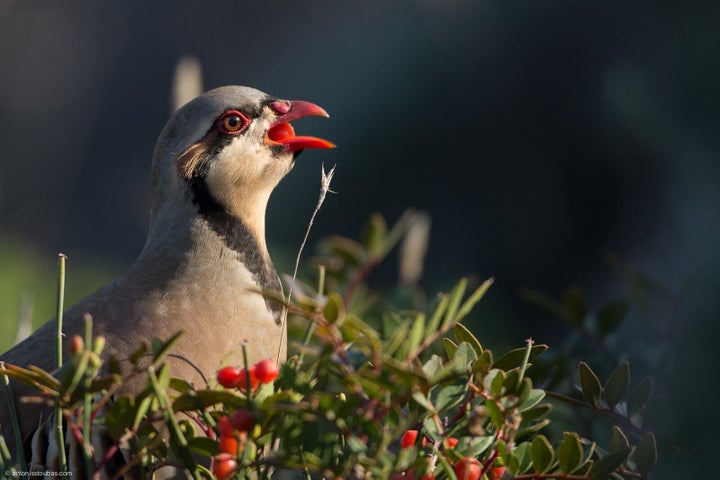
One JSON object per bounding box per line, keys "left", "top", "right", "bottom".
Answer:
{"left": 227, "top": 116, "right": 240, "bottom": 128}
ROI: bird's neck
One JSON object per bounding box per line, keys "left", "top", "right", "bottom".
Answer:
{"left": 140, "top": 195, "right": 274, "bottom": 282}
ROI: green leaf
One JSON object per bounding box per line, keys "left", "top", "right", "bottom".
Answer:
{"left": 443, "top": 338, "right": 458, "bottom": 358}
{"left": 427, "top": 294, "right": 451, "bottom": 334}
{"left": 454, "top": 278, "right": 494, "bottom": 324}
{"left": 451, "top": 342, "right": 477, "bottom": 373}
{"left": 1, "top": 364, "right": 59, "bottom": 396}
{"left": 509, "top": 441, "right": 533, "bottom": 474}
{"left": 422, "top": 355, "right": 445, "bottom": 379}
{"left": 361, "top": 213, "right": 388, "bottom": 259}
{"left": 24, "top": 365, "right": 61, "bottom": 391}
{"left": 588, "top": 446, "right": 632, "bottom": 479}
{"left": 516, "top": 419, "right": 551, "bottom": 440}
{"left": 342, "top": 315, "right": 382, "bottom": 357}
{"left": 596, "top": 299, "right": 628, "bottom": 335}
{"left": 105, "top": 395, "right": 136, "bottom": 440}
{"left": 519, "top": 289, "right": 566, "bottom": 320}
{"left": 492, "top": 344, "right": 548, "bottom": 371}
{"left": 323, "top": 292, "right": 346, "bottom": 324}
{"left": 407, "top": 313, "right": 426, "bottom": 354}
{"left": 483, "top": 369, "right": 502, "bottom": 395}
{"left": 453, "top": 323, "right": 483, "bottom": 357}
{"left": 133, "top": 395, "right": 153, "bottom": 430}
{"left": 322, "top": 235, "right": 365, "bottom": 267}
{"left": 578, "top": 362, "right": 602, "bottom": 407}
{"left": 423, "top": 415, "right": 441, "bottom": 440}
{"left": 173, "top": 389, "right": 247, "bottom": 411}
{"left": 517, "top": 376, "right": 533, "bottom": 405}
{"left": 519, "top": 388, "right": 545, "bottom": 414}
{"left": 434, "top": 380, "right": 468, "bottom": 412}
{"left": 169, "top": 378, "right": 194, "bottom": 394}
{"left": 442, "top": 279, "right": 467, "bottom": 328}
{"left": 563, "top": 287, "right": 587, "bottom": 326}
{"left": 58, "top": 351, "right": 91, "bottom": 397}
{"left": 485, "top": 400, "right": 503, "bottom": 430}
{"left": 627, "top": 377, "right": 652, "bottom": 416}
{"left": 151, "top": 331, "right": 184, "bottom": 364}
{"left": 472, "top": 350, "right": 494, "bottom": 375}
{"left": 411, "top": 391, "right": 436, "bottom": 413}
{"left": 187, "top": 437, "right": 220, "bottom": 457}
{"left": 466, "top": 435, "right": 494, "bottom": 457}
{"left": 345, "top": 435, "right": 369, "bottom": 454}
{"left": 128, "top": 343, "right": 148, "bottom": 366}
{"left": 531, "top": 435, "right": 555, "bottom": 473}
{"left": 520, "top": 403, "right": 552, "bottom": 423}
{"left": 557, "top": 432, "right": 584, "bottom": 474}
{"left": 608, "top": 426, "right": 629, "bottom": 453}
{"left": 490, "top": 369, "right": 506, "bottom": 397}
{"left": 634, "top": 432, "right": 657, "bottom": 475}
{"left": 503, "top": 368, "right": 521, "bottom": 394}
{"left": 385, "top": 316, "right": 411, "bottom": 358}
{"left": 604, "top": 362, "right": 630, "bottom": 409}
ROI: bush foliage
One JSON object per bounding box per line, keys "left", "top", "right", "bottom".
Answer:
{"left": 1, "top": 213, "right": 658, "bottom": 479}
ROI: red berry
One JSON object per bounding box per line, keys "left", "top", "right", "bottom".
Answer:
{"left": 212, "top": 453, "right": 237, "bottom": 480}
{"left": 255, "top": 358, "right": 279, "bottom": 384}
{"left": 446, "top": 437, "right": 459, "bottom": 449}
{"left": 217, "top": 416, "right": 234, "bottom": 436}
{"left": 237, "top": 365, "right": 260, "bottom": 390}
{"left": 454, "top": 457, "right": 481, "bottom": 480}
{"left": 69, "top": 335, "right": 84, "bottom": 354}
{"left": 230, "top": 410, "right": 255, "bottom": 432}
{"left": 217, "top": 366, "right": 243, "bottom": 388}
{"left": 219, "top": 434, "right": 238, "bottom": 455}
{"left": 489, "top": 466, "right": 506, "bottom": 480}
{"left": 400, "top": 430, "right": 426, "bottom": 449}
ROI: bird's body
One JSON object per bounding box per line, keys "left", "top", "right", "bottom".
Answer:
{"left": 0, "top": 85, "right": 333, "bottom": 468}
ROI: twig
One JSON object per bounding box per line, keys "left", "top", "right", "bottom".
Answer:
{"left": 544, "top": 390, "right": 645, "bottom": 437}
{"left": 277, "top": 163, "right": 336, "bottom": 362}
{"left": 55, "top": 253, "right": 68, "bottom": 471}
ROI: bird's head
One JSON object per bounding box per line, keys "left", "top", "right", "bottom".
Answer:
{"left": 149, "top": 86, "right": 334, "bottom": 230}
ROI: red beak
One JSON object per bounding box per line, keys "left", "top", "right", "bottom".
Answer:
{"left": 266, "top": 100, "right": 336, "bottom": 152}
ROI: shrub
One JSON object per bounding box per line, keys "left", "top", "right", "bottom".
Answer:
{"left": 0, "top": 213, "right": 658, "bottom": 479}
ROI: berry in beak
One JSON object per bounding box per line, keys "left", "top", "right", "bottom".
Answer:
{"left": 266, "top": 100, "right": 335, "bottom": 152}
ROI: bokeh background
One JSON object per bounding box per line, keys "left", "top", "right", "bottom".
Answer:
{"left": 1, "top": 1, "right": 718, "bottom": 477}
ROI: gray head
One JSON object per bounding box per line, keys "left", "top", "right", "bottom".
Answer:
{"left": 148, "top": 85, "right": 333, "bottom": 230}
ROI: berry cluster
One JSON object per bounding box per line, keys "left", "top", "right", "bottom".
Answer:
{"left": 211, "top": 359, "right": 279, "bottom": 479}
{"left": 216, "top": 358, "right": 279, "bottom": 390}
{"left": 394, "top": 429, "right": 507, "bottom": 480}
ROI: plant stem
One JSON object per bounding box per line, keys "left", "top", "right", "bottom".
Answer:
{"left": 82, "top": 316, "right": 94, "bottom": 478}
{"left": 56, "top": 253, "right": 67, "bottom": 368}
{"left": 55, "top": 252, "right": 68, "bottom": 471}
{"left": 148, "top": 366, "right": 199, "bottom": 479}
{"left": 544, "top": 390, "right": 645, "bottom": 436}
{"left": 517, "top": 337, "right": 535, "bottom": 389}
{"left": 282, "top": 164, "right": 336, "bottom": 364}
{"left": 0, "top": 434, "right": 17, "bottom": 474}
{"left": 0, "top": 362, "right": 27, "bottom": 469}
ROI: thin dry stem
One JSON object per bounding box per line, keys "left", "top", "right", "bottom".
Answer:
{"left": 276, "top": 163, "right": 336, "bottom": 362}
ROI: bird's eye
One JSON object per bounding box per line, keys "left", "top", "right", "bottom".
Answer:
{"left": 216, "top": 110, "right": 250, "bottom": 135}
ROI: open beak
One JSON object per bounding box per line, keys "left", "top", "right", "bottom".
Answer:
{"left": 266, "top": 100, "right": 336, "bottom": 152}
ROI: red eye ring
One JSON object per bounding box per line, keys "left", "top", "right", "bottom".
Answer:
{"left": 216, "top": 110, "right": 250, "bottom": 135}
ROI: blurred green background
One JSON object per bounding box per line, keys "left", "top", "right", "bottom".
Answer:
{"left": 0, "top": 1, "right": 717, "bottom": 477}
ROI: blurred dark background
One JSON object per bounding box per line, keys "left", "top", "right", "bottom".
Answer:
{"left": 1, "top": 1, "right": 718, "bottom": 477}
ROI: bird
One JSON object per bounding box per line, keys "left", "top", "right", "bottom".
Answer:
{"left": 0, "top": 85, "right": 334, "bottom": 468}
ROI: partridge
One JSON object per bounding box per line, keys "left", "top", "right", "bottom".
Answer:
{"left": 0, "top": 85, "right": 334, "bottom": 460}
